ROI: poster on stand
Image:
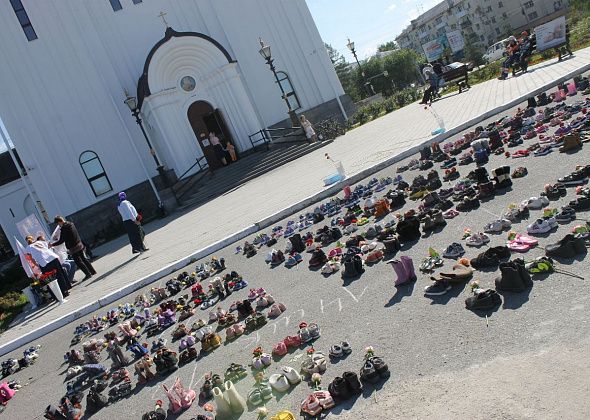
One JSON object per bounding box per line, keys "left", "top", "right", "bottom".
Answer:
{"left": 446, "top": 30, "right": 465, "bottom": 53}
{"left": 535, "top": 16, "right": 567, "bottom": 51}
{"left": 422, "top": 39, "right": 445, "bottom": 62}
{"left": 16, "top": 214, "right": 48, "bottom": 242}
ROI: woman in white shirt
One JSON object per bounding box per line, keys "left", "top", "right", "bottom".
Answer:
{"left": 300, "top": 115, "right": 318, "bottom": 143}
{"left": 26, "top": 235, "right": 71, "bottom": 297}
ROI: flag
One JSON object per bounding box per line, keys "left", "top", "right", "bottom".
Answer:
{"left": 15, "top": 237, "right": 41, "bottom": 278}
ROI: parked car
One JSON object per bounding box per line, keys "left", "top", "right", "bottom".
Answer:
{"left": 483, "top": 39, "right": 508, "bottom": 63}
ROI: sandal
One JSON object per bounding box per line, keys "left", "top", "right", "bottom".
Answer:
{"left": 313, "top": 390, "right": 335, "bottom": 409}
{"left": 300, "top": 394, "right": 322, "bottom": 416}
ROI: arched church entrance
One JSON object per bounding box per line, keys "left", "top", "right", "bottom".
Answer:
{"left": 187, "top": 101, "right": 235, "bottom": 170}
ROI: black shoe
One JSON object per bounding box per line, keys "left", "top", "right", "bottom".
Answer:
{"left": 368, "top": 356, "right": 389, "bottom": 377}
{"left": 328, "top": 376, "right": 351, "bottom": 401}
{"left": 132, "top": 249, "right": 141, "bottom": 254}
{"left": 470, "top": 250, "right": 499, "bottom": 269}
{"left": 342, "top": 371, "right": 362, "bottom": 393}
{"left": 359, "top": 360, "right": 380, "bottom": 383}
{"left": 465, "top": 289, "right": 502, "bottom": 310}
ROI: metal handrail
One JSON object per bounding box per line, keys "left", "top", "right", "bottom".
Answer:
{"left": 171, "top": 156, "right": 211, "bottom": 205}
{"left": 248, "top": 130, "right": 270, "bottom": 150}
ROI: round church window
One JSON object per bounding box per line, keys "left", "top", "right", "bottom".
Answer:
{"left": 180, "top": 76, "right": 196, "bottom": 92}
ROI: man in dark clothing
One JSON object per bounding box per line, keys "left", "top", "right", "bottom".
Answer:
{"left": 50, "top": 216, "right": 97, "bottom": 281}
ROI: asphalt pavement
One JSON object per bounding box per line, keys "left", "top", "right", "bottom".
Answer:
{"left": 2, "top": 86, "right": 590, "bottom": 420}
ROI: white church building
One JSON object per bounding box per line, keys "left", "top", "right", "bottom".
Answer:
{"left": 0, "top": 0, "right": 351, "bottom": 252}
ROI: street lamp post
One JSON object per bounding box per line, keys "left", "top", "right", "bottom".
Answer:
{"left": 123, "top": 92, "right": 169, "bottom": 186}
{"left": 347, "top": 38, "right": 373, "bottom": 96}
{"left": 258, "top": 38, "right": 300, "bottom": 127}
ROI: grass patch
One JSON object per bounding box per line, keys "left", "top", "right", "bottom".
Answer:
{"left": 0, "top": 260, "right": 30, "bottom": 333}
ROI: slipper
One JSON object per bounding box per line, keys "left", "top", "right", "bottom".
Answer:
{"left": 438, "top": 264, "right": 473, "bottom": 282}
{"left": 269, "top": 374, "right": 291, "bottom": 392}
{"left": 507, "top": 240, "right": 531, "bottom": 252}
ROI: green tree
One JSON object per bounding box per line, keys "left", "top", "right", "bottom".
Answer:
{"left": 464, "top": 37, "right": 485, "bottom": 66}
{"left": 377, "top": 41, "right": 398, "bottom": 52}
{"left": 325, "top": 43, "right": 362, "bottom": 101}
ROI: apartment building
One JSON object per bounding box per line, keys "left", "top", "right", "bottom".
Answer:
{"left": 396, "top": 0, "right": 570, "bottom": 58}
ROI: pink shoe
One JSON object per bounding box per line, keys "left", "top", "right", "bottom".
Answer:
{"left": 443, "top": 209, "right": 460, "bottom": 219}
{"left": 515, "top": 234, "right": 538, "bottom": 246}
{"left": 268, "top": 304, "right": 282, "bottom": 318}
{"left": 273, "top": 341, "right": 288, "bottom": 356}
{"left": 507, "top": 240, "right": 530, "bottom": 252}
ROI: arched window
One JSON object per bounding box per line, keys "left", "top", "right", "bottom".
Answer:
{"left": 79, "top": 151, "right": 112, "bottom": 197}
{"left": 276, "top": 71, "right": 301, "bottom": 111}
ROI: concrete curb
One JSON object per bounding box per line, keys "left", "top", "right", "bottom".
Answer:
{"left": 1, "top": 62, "right": 589, "bottom": 356}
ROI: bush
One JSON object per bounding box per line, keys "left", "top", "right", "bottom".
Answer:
{"left": 354, "top": 107, "right": 370, "bottom": 125}
{"left": 0, "top": 292, "right": 27, "bottom": 311}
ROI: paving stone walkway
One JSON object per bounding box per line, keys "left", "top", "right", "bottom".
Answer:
{"left": 2, "top": 47, "right": 589, "bottom": 350}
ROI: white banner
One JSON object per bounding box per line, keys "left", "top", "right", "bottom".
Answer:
{"left": 446, "top": 30, "right": 465, "bottom": 53}
{"left": 535, "top": 16, "right": 567, "bottom": 52}
{"left": 16, "top": 214, "right": 48, "bottom": 242}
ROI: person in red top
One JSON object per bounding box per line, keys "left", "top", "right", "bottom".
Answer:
{"left": 498, "top": 36, "right": 520, "bottom": 80}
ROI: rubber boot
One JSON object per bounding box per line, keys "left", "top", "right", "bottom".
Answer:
{"left": 400, "top": 256, "right": 416, "bottom": 282}
{"left": 389, "top": 260, "right": 409, "bottom": 286}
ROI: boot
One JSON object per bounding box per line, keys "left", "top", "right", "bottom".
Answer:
{"left": 492, "top": 166, "right": 512, "bottom": 189}
{"left": 309, "top": 249, "right": 328, "bottom": 267}
{"left": 478, "top": 181, "right": 495, "bottom": 199}
{"left": 473, "top": 167, "right": 490, "bottom": 184}
{"left": 383, "top": 237, "right": 401, "bottom": 254}
{"left": 353, "top": 254, "right": 364, "bottom": 275}
{"left": 289, "top": 234, "right": 305, "bottom": 253}
{"left": 513, "top": 259, "right": 533, "bottom": 288}
{"left": 400, "top": 256, "right": 416, "bottom": 282}
{"left": 389, "top": 260, "right": 409, "bottom": 286}
{"left": 537, "top": 92, "right": 549, "bottom": 106}
{"left": 432, "top": 210, "right": 446, "bottom": 227}
{"left": 527, "top": 97, "right": 537, "bottom": 108}
{"left": 342, "top": 255, "right": 358, "bottom": 277}
{"left": 559, "top": 133, "right": 582, "bottom": 153}
{"left": 494, "top": 262, "right": 525, "bottom": 292}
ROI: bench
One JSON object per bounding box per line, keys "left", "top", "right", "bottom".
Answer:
{"left": 511, "top": 24, "right": 573, "bottom": 76}
{"left": 430, "top": 62, "right": 471, "bottom": 101}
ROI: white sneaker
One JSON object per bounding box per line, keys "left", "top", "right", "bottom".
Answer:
{"left": 527, "top": 218, "right": 557, "bottom": 234}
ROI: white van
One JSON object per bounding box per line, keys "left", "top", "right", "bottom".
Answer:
{"left": 483, "top": 39, "right": 508, "bottom": 63}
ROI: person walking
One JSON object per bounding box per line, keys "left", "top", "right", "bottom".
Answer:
{"left": 117, "top": 192, "right": 148, "bottom": 254}
{"left": 50, "top": 216, "right": 97, "bottom": 281}
{"left": 25, "top": 235, "right": 71, "bottom": 297}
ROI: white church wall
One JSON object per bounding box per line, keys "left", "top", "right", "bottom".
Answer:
{"left": 0, "top": 179, "right": 29, "bottom": 253}
{"left": 0, "top": 0, "right": 344, "bottom": 218}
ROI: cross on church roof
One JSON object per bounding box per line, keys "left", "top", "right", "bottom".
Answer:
{"left": 157, "top": 11, "right": 169, "bottom": 28}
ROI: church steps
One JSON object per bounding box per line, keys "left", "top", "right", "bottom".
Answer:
{"left": 177, "top": 140, "right": 331, "bottom": 209}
